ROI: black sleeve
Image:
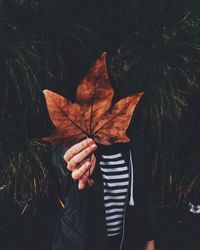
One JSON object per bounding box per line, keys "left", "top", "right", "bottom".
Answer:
{"left": 143, "top": 136, "right": 157, "bottom": 241}
{"left": 143, "top": 173, "right": 157, "bottom": 241}
{"left": 50, "top": 142, "right": 71, "bottom": 178}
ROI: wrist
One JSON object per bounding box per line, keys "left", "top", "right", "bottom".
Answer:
{"left": 144, "top": 240, "right": 155, "bottom": 250}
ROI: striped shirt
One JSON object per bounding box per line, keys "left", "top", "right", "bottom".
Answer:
{"left": 99, "top": 151, "right": 130, "bottom": 237}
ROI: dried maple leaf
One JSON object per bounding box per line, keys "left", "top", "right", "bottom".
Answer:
{"left": 42, "top": 52, "right": 144, "bottom": 147}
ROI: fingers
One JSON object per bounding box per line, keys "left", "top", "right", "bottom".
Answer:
{"left": 90, "top": 153, "right": 96, "bottom": 168}
{"left": 62, "top": 138, "right": 97, "bottom": 191}
{"left": 71, "top": 154, "right": 96, "bottom": 182}
{"left": 78, "top": 177, "right": 95, "bottom": 190}
{"left": 87, "top": 179, "right": 95, "bottom": 187}
{"left": 67, "top": 143, "right": 97, "bottom": 171}
{"left": 64, "top": 138, "right": 94, "bottom": 163}
{"left": 78, "top": 175, "right": 88, "bottom": 190}
{"left": 77, "top": 155, "right": 96, "bottom": 190}
{"left": 71, "top": 161, "right": 91, "bottom": 180}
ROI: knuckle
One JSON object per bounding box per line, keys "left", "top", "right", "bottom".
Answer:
{"left": 72, "top": 171, "right": 77, "bottom": 180}
{"left": 64, "top": 152, "right": 70, "bottom": 163}
{"left": 72, "top": 156, "right": 79, "bottom": 165}
{"left": 81, "top": 138, "right": 92, "bottom": 148}
{"left": 64, "top": 148, "right": 74, "bottom": 162}
{"left": 84, "top": 147, "right": 91, "bottom": 156}
{"left": 72, "top": 171, "right": 79, "bottom": 180}
{"left": 71, "top": 147, "right": 77, "bottom": 155}
{"left": 69, "top": 148, "right": 76, "bottom": 158}
{"left": 86, "top": 162, "right": 92, "bottom": 168}
{"left": 83, "top": 161, "right": 90, "bottom": 169}
{"left": 67, "top": 161, "right": 72, "bottom": 171}
{"left": 70, "top": 158, "right": 77, "bottom": 168}
{"left": 84, "top": 161, "right": 91, "bottom": 173}
{"left": 81, "top": 140, "right": 87, "bottom": 149}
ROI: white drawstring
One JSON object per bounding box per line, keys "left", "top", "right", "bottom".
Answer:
{"left": 129, "top": 149, "right": 135, "bottom": 206}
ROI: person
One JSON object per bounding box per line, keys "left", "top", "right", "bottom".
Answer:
{"left": 50, "top": 123, "right": 156, "bottom": 250}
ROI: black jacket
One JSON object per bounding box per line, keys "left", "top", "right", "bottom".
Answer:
{"left": 51, "top": 126, "right": 156, "bottom": 250}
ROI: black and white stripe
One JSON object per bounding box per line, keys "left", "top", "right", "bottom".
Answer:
{"left": 99, "top": 152, "right": 129, "bottom": 237}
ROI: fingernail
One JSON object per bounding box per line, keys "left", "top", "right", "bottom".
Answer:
{"left": 87, "top": 138, "right": 93, "bottom": 144}
{"left": 91, "top": 144, "right": 97, "bottom": 149}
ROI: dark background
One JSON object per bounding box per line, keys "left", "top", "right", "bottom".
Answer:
{"left": 0, "top": 0, "right": 200, "bottom": 249}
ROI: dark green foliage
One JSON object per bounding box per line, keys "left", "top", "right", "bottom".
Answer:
{"left": 110, "top": 10, "right": 200, "bottom": 208}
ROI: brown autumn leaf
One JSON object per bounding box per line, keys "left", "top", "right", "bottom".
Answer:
{"left": 42, "top": 52, "right": 144, "bottom": 147}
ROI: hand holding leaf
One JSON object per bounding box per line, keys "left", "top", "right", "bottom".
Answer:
{"left": 42, "top": 52, "right": 144, "bottom": 189}
{"left": 63, "top": 138, "right": 97, "bottom": 189}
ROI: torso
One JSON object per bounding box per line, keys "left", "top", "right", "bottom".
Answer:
{"left": 98, "top": 145, "right": 131, "bottom": 238}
